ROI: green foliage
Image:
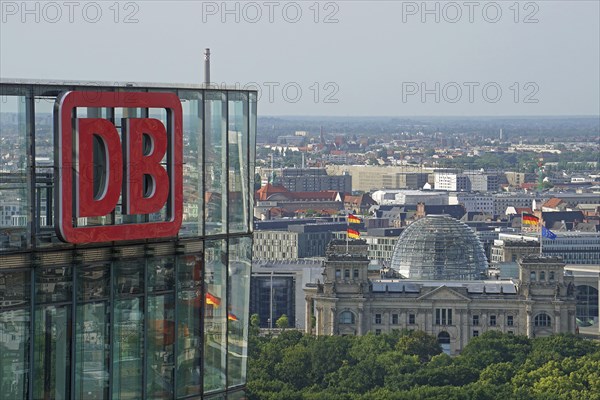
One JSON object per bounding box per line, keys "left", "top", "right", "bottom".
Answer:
{"left": 247, "top": 331, "right": 600, "bottom": 399}
{"left": 276, "top": 314, "right": 290, "bottom": 329}
{"left": 395, "top": 329, "right": 442, "bottom": 362}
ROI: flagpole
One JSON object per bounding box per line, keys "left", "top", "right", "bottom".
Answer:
{"left": 539, "top": 218, "right": 543, "bottom": 256}
{"left": 346, "top": 212, "right": 349, "bottom": 254}
{"left": 521, "top": 211, "right": 524, "bottom": 236}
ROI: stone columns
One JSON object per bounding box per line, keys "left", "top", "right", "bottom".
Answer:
{"left": 305, "top": 296, "right": 312, "bottom": 334}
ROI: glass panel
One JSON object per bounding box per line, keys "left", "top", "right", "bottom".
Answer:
{"left": 36, "top": 266, "right": 72, "bottom": 304}
{"left": 113, "top": 297, "right": 144, "bottom": 400}
{"left": 179, "top": 91, "right": 204, "bottom": 237}
{"left": 146, "top": 294, "right": 175, "bottom": 399}
{"left": 228, "top": 237, "right": 251, "bottom": 388}
{"left": 228, "top": 92, "right": 249, "bottom": 233}
{"left": 204, "top": 92, "right": 227, "bottom": 236}
{"left": 0, "top": 270, "right": 31, "bottom": 399}
{"left": 33, "top": 305, "right": 71, "bottom": 399}
{"left": 0, "top": 94, "right": 29, "bottom": 251}
{"left": 34, "top": 98, "right": 56, "bottom": 244}
{"left": 78, "top": 264, "right": 110, "bottom": 301}
{"left": 148, "top": 257, "right": 175, "bottom": 293}
{"left": 204, "top": 240, "right": 227, "bottom": 393}
{"left": 75, "top": 302, "right": 109, "bottom": 400}
{"left": 249, "top": 92, "right": 257, "bottom": 232}
{"left": 114, "top": 261, "right": 144, "bottom": 296}
{"left": 176, "top": 253, "right": 203, "bottom": 397}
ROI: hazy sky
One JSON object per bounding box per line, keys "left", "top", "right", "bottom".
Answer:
{"left": 1, "top": 1, "right": 599, "bottom": 116}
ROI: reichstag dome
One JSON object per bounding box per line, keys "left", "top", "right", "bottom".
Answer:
{"left": 390, "top": 215, "right": 489, "bottom": 280}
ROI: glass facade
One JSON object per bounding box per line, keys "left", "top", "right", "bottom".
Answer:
{"left": 0, "top": 81, "right": 256, "bottom": 399}
{"left": 390, "top": 215, "right": 489, "bottom": 280}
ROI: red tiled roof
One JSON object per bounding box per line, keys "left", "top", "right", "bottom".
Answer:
{"left": 255, "top": 183, "right": 289, "bottom": 201}
{"left": 288, "top": 191, "right": 340, "bottom": 201}
{"left": 543, "top": 198, "right": 565, "bottom": 208}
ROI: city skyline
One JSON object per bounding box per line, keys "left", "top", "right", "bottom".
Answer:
{"left": 1, "top": 1, "right": 599, "bottom": 116}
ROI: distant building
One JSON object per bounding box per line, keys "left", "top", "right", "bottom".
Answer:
{"left": 448, "top": 193, "right": 495, "bottom": 214}
{"left": 492, "top": 232, "right": 600, "bottom": 265}
{"left": 434, "top": 172, "right": 471, "bottom": 192}
{"left": 371, "top": 190, "right": 448, "bottom": 206}
{"left": 250, "top": 259, "right": 323, "bottom": 329}
{"left": 254, "top": 184, "right": 344, "bottom": 219}
{"left": 305, "top": 241, "right": 577, "bottom": 355}
{"left": 279, "top": 168, "right": 352, "bottom": 193}
{"left": 253, "top": 221, "right": 347, "bottom": 259}
{"left": 464, "top": 171, "right": 500, "bottom": 192}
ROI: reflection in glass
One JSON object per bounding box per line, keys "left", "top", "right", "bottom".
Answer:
{"left": 179, "top": 91, "right": 204, "bottom": 237}
{"left": 114, "top": 261, "right": 144, "bottom": 296}
{"left": 204, "top": 240, "right": 227, "bottom": 393}
{"left": 33, "top": 305, "right": 71, "bottom": 399}
{"left": 75, "top": 302, "right": 109, "bottom": 399}
{"left": 113, "top": 297, "right": 144, "bottom": 400}
{"left": 228, "top": 93, "right": 249, "bottom": 233}
{"left": 0, "top": 95, "right": 29, "bottom": 251}
{"left": 228, "top": 237, "right": 252, "bottom": 387}
{"left": 147, "top": 294, "right": 175, "bottom": 399}
{"left": 0, "top": 269, "right": 31, "bottom": 399}
{"left": 36, "top": 267, "right": 72, "bottom": 304}
{"left": 148, "top": 257, "right": 175, "bottom": 293}
{"left": 176, "top": 254, "right": 203, "bottom": 397}
{"left": 78, "top": 265, "right": 110, "bottom": 301}
{"left": 204, "top": 92, "right": 227, "bottom": 236}
{"left": 249, "top": 92, "right": 257, "bottom": 232}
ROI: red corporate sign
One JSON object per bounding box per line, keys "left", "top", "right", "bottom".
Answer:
{"left": 55, "top": 91, "right": 183, "bottom": 243}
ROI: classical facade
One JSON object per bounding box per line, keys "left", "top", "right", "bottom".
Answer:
{"left": 305, "top": 241, "right": 577, "bottom": 355}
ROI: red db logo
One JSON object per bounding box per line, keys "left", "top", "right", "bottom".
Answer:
{"left": 55, "top": 91, "right": 183, "bottom": 243}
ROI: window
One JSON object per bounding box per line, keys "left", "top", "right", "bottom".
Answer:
{"left": 473, "top": 330, "right": 479, "bottom": 337}
{"left": 530, "top": 271, "right": 536, "bottom": 281}
{"left": 435, "top": 308, "right": 452, "bottom": 325}
{"left": 339, "top": 311, "right": 355, "bottom": 324}
{"left": 507, "top": 315, "right": 514, "bottom": 326}
{"left": 549, "top": 271, "right": 555, "bottom": 281}
{"left": 375, "top": 329, "right": 382, "bottom": 335}
{"left": 540, "top": 271, "right": 546, "bottom": 281}
{"left": 344, "top": 269, "right": 350, "bottom": 279}
{"left": 391, "top": 313, "right": 399, "bottom": 325}
{"left": 472, "top": 315, "right": 479, "bottom": 326}
{"left": 375, "top": 313, "right": 382, "bottom": 324}
{"left": 353, "top": 269, "right": 359, "bottom": 279}
{"left": 508, "top": 331, "right": 514, "bottom": 335}
{"left": 335, "top": 269, "right": 341, "bottom": 279}
{"left": 408, "top": 313, "right": 415, "bottom": 324}
{"left": 489, "top": 315, "right": 497, "bottom": 326}
{"left": 534, "top": 313, "right": 551, "bottom": 327}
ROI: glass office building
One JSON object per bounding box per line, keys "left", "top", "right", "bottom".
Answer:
{"left": 0, "top": 79, "right": 257, "bottom": 399}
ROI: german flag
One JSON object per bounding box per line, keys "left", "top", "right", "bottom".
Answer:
{"left": 522, "top": 213, "right": 539, "bottom": 226}
{"left": 348, "top": 214, "right": 361, "bottom": 224}
{"left": 205, "top": 292, "right": 221, "bottom": 307}
{"left": 347, "top": 228, "right": 360, "bottom": 239}
{"left": 228, "top": 312, "right": 239, "bottom": 321}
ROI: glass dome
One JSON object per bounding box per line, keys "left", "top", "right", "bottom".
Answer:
{"left": 390, "top": 215, "right": 488, "bottom": 280}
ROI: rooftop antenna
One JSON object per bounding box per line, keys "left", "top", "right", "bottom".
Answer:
{"left": 204, "top": 48, "right": 211, "bottom": 86}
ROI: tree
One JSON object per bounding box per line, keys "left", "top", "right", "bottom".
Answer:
{"left": 395, "top": 330, "right": 442, "bottom": 362}
{"left": 276, "top": 314, "right": 289, "bottom": 330}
